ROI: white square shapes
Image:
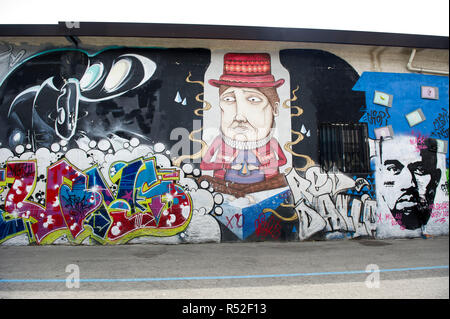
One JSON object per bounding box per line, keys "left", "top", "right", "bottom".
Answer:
{"left": 374, "top": 125, "right": 394, "bottom": 140}
{"left": 373, "top": 91, "right": 393, "bottom": 107}
{"left": 435, "top": 139, "right": 448, "bottom": 153}
{"left": 421, "top": 86, "right": 439, "bottom": 100}
{"left": 405, "top": 108, "right": 426, "bottom": 127}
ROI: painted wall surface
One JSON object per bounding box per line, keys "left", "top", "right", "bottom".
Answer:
{"left": 0, "top": 43, "right": 447, "bottom": 245}
{"left": 354, "top": 73, "right": 449, "bottom": 238}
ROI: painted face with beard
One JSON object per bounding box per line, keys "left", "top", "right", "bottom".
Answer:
{"left": 219, "top": 87, "right": 278, "bottom": 143}
{"left": 378, "top": 135, "right": 441, "bottom": 230}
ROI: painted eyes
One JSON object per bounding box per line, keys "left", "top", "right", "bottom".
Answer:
{"left": 411, "top": 165, "right": 427, "bottom": 176}
{"left": 247, "top": 96, "right": 262, "bottom": 103}
{"left": 104, "top": 59, "right": 132, "bottom": 92}
{"left": 386, "top": 163, "right": 428, "bottom": 176}
{"left": 221, "top": 95, "right": 263, "bottom": 103}
{"left": 80, "top": 63, "right": 104, "bottom": 90}
{"left": 222, "top": 96, "right": 235, "bottom": 102}
{"left": 386, "top": 165, "right": 402, "bottom": 175}
{"left": 80, "top": 58, "right": 133, "bottom": 93}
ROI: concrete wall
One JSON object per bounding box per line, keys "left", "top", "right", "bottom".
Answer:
{"left": 0, "top": 37, "right": 448, "bottom": 245}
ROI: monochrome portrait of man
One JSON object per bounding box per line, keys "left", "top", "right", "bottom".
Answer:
{"left": 376, "top": 135, "right": 442, "bottom": 230}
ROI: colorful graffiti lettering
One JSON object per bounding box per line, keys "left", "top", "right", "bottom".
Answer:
{"left": 0, "top": 46, "right": 448, "bottom": 245}
{"left": 0, "top": 156, "right": 193, "bottom": 244}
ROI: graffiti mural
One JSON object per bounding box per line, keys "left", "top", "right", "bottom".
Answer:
{"left": 185, "top": 50, "right": 373, "bottom": 241}
{"left": 0, "top": 145, "right": 195, "bottom": 244}
{"left": 0, "top": 44, "right": 448, "bottom": 245}
{"left": 285, "top": 166, "right": 376, "bottom": 240}
{"left": 0, "top": 47, "right": 212, "bottom": 151}
{"left": 355, "top": 72, "right": 449, "bottom": 238}
{"left": 0, "top": 46, "right": 219, "bottom": 245}
{"left": 199, "top": 53, "right": 288, "bottom": 196}
{"left": 374, "top": 135, "right": 448, "bottom": 237}
{"left": 2, "top": 50, "right": 156, "bottom": 149}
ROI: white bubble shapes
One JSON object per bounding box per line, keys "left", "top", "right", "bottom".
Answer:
{"left": 97, "top": 139, "right": 111, "bottom": 151}
{"left": 154, "top": 143, "right": 165, "bottom": 153}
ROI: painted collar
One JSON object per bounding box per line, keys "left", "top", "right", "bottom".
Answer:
{"left": 221, "top": 129, "right": 274, "bottom": 150}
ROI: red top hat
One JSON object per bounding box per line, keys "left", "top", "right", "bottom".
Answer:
{"left": 209, "top": 53, "right": 285, "bottom": 88}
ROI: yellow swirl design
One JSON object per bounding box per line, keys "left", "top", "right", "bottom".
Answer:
{"left": 185, "top": 71, "right": 204, "bottom": 87}
{"left": 263, "top": 208, "right": 298, "bottom": 221}
{"left": 282, "top": 85, "right": 303, "bottom": 118}
{"left": 185, "top": 72, "right": 211, "bottom": 116}
{"left": 172, "top": 127, "right": 208, "bottom": 167}
{"left": 282, "top": 85, "right": 315, "bottom": 171}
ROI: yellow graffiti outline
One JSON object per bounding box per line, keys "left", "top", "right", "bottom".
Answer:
{"left": 2, "top": 156, "right": 194, "bottom": 245}
{"left": 82, "top": 163, "right": 116, "bottom": 203}
{"left": 74, "top": 157, "right": 193, "bottom": 245}
{"left": 135, "top": 157, "right": 179, "bottom": 215}
{"left": 2, "top": 159, "right": 48, "bottom": 243}
{"left": 115, "top": 187, "right": 193, "bottom": 244}
{"left": 74, "top": 163, "right": 117, "bottom": 243}
{"left": 109, "top": 160, "right": 127, "bottom": 184}
{"left": 0, "top": 211, "right": 31, "bottom": 244}
{"left": 100, "top": 184, "right": 193, "bottom": 245}
{"left": 38, "top": 158, "right": 94, "bottom": 245}
{"left": 88, "top": 157, "right": 193, "bottom": 244}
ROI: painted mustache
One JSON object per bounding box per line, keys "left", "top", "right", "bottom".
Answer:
{"left": 229, "top": 121, "right": 255, "bottom": 132}
{"left": 394, "top": 187, "right": 424, "bottom": 210}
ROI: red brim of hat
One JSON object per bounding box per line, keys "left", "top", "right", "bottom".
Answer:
{"left": 208, "top": 77, "right": 285, "bottom": 88}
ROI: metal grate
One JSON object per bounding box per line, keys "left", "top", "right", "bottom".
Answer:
{"left": 319, "top": 122, "right": 370, "bottom": 173}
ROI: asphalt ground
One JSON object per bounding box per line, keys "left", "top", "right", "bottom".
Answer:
{"left": 0, "top": 236, "right": 448, "bottom": 299}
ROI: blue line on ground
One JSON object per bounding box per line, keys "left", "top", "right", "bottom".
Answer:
{"left": 0, "top": 265, "right": 448, "bottom": 283}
